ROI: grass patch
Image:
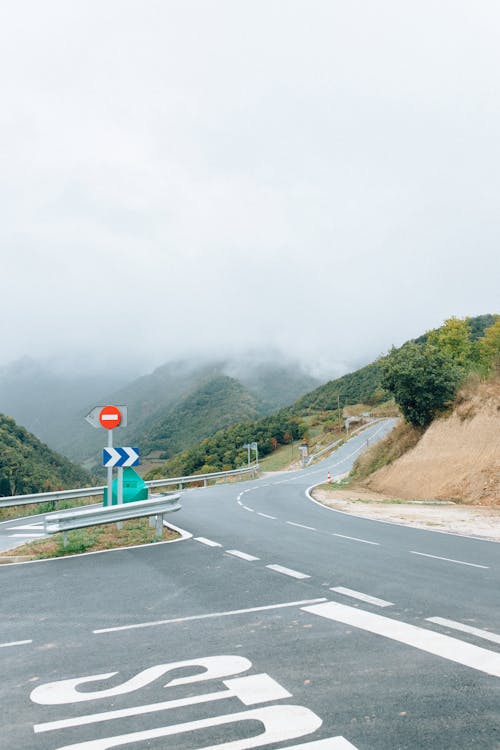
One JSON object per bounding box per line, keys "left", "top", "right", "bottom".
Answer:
{"left": 259, "top": 442, "right": 298, "bottom": 471}
{"left": 0, "top": 518, "right": 180, "bottom": 561}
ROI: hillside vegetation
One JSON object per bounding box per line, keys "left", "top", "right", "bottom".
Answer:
{"left": 357, "top": 375, "right": 499, "bottom": 505}
{"left": 145, "top": 314, "right": 499, "bottom": 480}
{"left": 0, "top": 414, "right": 91, "bottom": 497}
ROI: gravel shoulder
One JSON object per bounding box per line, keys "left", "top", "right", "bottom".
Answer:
{"left": 312, "top": 486, "right": 500, "bottom": 542}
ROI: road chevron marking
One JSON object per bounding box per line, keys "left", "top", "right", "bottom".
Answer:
{"left": 302, "top": 602, "right": 500, "bottom": 678}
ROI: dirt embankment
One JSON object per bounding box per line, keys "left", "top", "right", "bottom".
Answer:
{"left": 365, "top": 378, "right": 499, "bottom": 506}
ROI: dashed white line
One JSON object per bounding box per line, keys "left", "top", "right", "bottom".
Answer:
{"left": 426, "top": 617, "right": 500, "bottom": 645}
{"left": 266, "top": 564, "right": 311, "bottom": 580}
{"left": 257, "top": 512, "right": 277, "bottom": 520}
{"left": 302, "top": 601, "right": 500, "bottom": 678}
{"left": 7, "top": 524, "right": 43, "bottom": 530}
{"left": 94, "top": 598, "right": 328, "bottom": 634}
{"left": 410, "top": 551, "right": 489, "bottom": 569}
{"left": 226, "top": 550, "right": 260, "bottom": 561}
{"left": 287, "top": 522, "right": 317, "bottom": 531}
{"left": 193, "top": 537, "right": 222, "bottom": 548}
{"left": 330, "top": 586, "right": 393, "bottom": 608}
{"left": 0, "top": 639, "right": 33, "bottom": 648}
{"left": 333, "top": 533, "right": 379, "bottom": 546}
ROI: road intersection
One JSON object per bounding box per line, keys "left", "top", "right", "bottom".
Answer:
{"left": 1, "top": 420, "right": 499, "bottom": 748}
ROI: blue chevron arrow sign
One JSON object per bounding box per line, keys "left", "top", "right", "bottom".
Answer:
{"left": 103, "top": 447, "right": 140, "bottom": 468}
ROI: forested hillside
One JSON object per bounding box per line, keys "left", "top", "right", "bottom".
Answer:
{"left": 145, "top": 313, "right": 499, "bottom": 479}
{"left": 291, "top": 361, "right": 384, "bottom": 413}
{"left": 0, "top": 414, "right": 91, "bottom": 497}
{"left": 138, "top": 374, "right": 261, "bottom": 457}
{"left": 145, "top": 410, "right": 306, "bottom": 479}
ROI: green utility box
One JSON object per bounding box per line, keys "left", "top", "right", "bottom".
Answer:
{"left": 103, "top": 467, "right": 149, "bottom": 506}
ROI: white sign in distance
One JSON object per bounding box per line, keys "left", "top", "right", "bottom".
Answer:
{"left": 85, "top": 405, "right": 128, "bottom": 429}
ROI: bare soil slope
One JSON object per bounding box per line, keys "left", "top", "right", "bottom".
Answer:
{"left": 365, "top": 378, "right": 500, "bottom": 506}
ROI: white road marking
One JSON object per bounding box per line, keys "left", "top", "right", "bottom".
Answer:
{"left": 193, "top": 537, "right": 222, "bottom": 547}
{"left": 93, "top": 598, "right": 327, "bottom": 633}
{"left": 9, "top": 533, "right": 45, "bottom": 538}
{"left": 410, "top": 551, "right": 489, "bottom": 569}
{"left": 7, "top": 524, "right": 43, "bottom": 530}
{"left": 333, "top": 533, "right": 379, "bottom": 546}
{"left": 34, "top": 673, "right": 290, "bottom": 732}
{"left": 43, "top": 705, "right": 322, "bottom": 750}
{"left": 266, "top": 564, "right": 311, "bottom": 580}
{"left": 226, "top": 550, "right": 260, "bottom": 561}
{"left": 0, "top": 639, "right": 33, "bottom": 648}
{"left": 242, "top": 506, "right": 255, "bottom": 512}
{"left": 287, "top": 522, "right": 317, "bottom": 531}
{"left": 330, "top": 587, "right": 393, "bottom": 608}
{"left": 32, "top": 657, "right": 253, "bottom": 705}
{"left": 258, "top": 512, "right": 277, "bottom": 519}
{"left": 302, "top": 601, "right": 500, "bottom": 678}
{"left": 426, "top": 617, "right": 500, "bottom": 645}
{"left": 285, "top": 739, "right": 359, "bottom": 749}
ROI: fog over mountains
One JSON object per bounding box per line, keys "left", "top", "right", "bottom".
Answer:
{"left": 0, "top": 352, "right": 321, "bottom": 466}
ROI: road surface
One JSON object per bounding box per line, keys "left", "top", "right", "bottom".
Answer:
{"left": 1, "top": 419, "right": 499, "bottom": 749}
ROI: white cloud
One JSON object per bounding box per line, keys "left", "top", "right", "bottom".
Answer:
{"left": 1, "top": 0, "right": 498, "bottom": 377}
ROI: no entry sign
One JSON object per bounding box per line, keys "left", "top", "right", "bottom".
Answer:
{"left": 99, "top": 405, "right": 122, "bottom": 430}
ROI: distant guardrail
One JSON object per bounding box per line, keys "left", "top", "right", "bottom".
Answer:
{"left": 0, "top": 464, "right": 259, "bottom": 509}
{"left": 44, "top": 493, "right": 182, "bottom": 545}
{"left": 305, "top": 419, "right": 385, "bottom": 466}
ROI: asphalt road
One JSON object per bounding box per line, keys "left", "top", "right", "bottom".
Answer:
{"left": 1, "top": 419, "right": 499, "bottom": 749}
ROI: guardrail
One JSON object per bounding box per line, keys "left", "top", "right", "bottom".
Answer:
{"left": 44, "top": 493, "right": 182, "bottom": 545}
{"left": 305, "top": 419, "right": 385, "bottom": 466}
{"left": 0, "top": 464, "right": 259, "bottom": 509}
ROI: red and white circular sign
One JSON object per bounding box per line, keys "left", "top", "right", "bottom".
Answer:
{"left": 99, "top": 405, "right": 122, "bottom": 430}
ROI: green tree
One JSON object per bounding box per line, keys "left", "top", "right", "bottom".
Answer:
{"left": 426, "top": 316, "right": 473, "bottom": 368}
{"left": 382, "top": 343, "right": 462, "bottom": 427}
{"left": 477, "top": 319, "right": 500, "bottom": 370}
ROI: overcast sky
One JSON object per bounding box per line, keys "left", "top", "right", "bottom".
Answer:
{"left": 1, "top": 0, "right": 498, "bottom": 378}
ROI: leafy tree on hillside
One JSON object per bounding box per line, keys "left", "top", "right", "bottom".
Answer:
{"left": 381, "top": 343, "right": 461, "bottom": 427}
{"left": 477, "top": 318, "right": 500, "bottom": 370}
{"left": 426, "top": 317, "right": 474, "bottom": 368}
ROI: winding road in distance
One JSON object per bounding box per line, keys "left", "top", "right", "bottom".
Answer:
{"left": 1, "top": 419, "right": 499, "bottom": 749}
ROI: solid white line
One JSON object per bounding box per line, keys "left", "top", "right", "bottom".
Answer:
{"left": 94, "top": 598, "right": 328, "bottom": 633}
{"left": 426, "top": 617, "right": 500, "bottom": 645}
{"left": 287, "top": 522, "right": 316, "bottom": 531}
{"left": 410, "top": 551, "right": 489, "bottom": 569}
{"left": 242, "top": 506, "right": 254, "bottom": 512}
{"left": 226, "top": 550, "right": 260, "bottom": 561}
{"left": 9, "top": 533, "right": 45, "bottom": 538}
{"left": 302, "top": 602, "right": 500, "bottom": 677}
{"left": 258, "top": 512, "right": 277, "bottom": 520}
{"left": 266, "top": 564, "right": 311, "bottom": 580}
{"left": 0, "top": 639, "right": 33, "bottom": 648}
{"left": 193, "top": 537, "right": 222, "bottom": 547}
{"left": 330, "top": 587, "right": 393, "bottom": 608}
{"left": 333, "top": 533, "right": 379, "bottom": 546}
